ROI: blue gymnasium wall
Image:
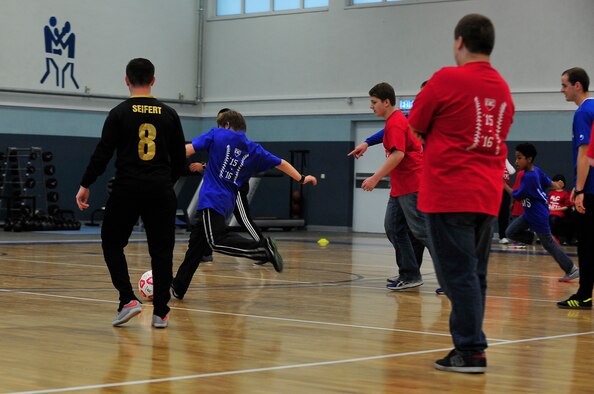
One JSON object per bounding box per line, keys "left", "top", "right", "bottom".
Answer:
{"left": 0, "top": 107, "right": 579, "bottom": 229}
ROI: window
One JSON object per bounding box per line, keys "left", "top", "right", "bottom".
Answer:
{"left": 216, "top": 0, "right": 328, "bottom": 16}
{"left": 352, "top": 0, "right": 401, "bottom": 3}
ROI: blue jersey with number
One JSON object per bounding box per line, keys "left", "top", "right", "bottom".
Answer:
{"left": 192, "top": 128, "right": 282, "bottom": 217}
{"left": 512, "top": 166, "right": 551, "bottom": 233}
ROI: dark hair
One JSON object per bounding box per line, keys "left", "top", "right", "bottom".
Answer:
{"left": 552, "top": 174, "right": 566, "bottom": 184}
{"left": 218, "top": 110, "right": 247, "bottom": 132}
{"left": 369, "top": 82, "right": 396, "bottom": 106}
{"left": 126, "top": 58, "right": 155, "bottom": 86}
{"left": 420, "top": 80, "right": 428, "bottom": 89}
{"left": 515, "top": 143, "right": 537, "bottom": 161}
{"left": 216, "top": 108, "right": 231, "bottom": 127}
{"left": 562, "top": 67, "right": 590, "bottom": 92}
{"left": 454, "top": 14, "right": 495, "bottom": 56}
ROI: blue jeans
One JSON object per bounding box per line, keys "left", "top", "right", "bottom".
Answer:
{"left": 398, "top": 192, "right": 433, "bottom": 253}
{"left": 505, "top": 216, "right": 574, "bottom": 274}
{"left": 426, "top": 213, "right": 494, "bottom": 353}
{"left": 385, "top": 196, "right": 421, "bottom": 281}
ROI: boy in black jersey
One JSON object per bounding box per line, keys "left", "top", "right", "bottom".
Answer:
{"left": 75, "top": 58, "right": 186, "bottom": 328}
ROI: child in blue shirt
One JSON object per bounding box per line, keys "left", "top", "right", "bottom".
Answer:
{"left": 172, "top": 110, "right": 317, "bottom": 299}
{"left": 505, "top": 143, "right": 579, "bottom": 282}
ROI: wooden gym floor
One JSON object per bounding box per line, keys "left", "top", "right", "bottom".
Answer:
{"left": 0, "top": 228, "right": 592, "bottom": 393}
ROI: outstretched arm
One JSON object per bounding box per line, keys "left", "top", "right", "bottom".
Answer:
{"left": 276, "top": 160, "right": 317, "bottom": 185}
{"left": 348, "top": 129, "right": 384, "bottom": 159}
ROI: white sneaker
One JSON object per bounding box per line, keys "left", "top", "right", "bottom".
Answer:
{"left": 499, "top": 238, "right": 510, "bottom": 245}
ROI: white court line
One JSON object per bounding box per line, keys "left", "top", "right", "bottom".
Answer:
{"left": 0, "top": 255, "right": 567, "bottom": 304}
{"left": 8, "top": 330, "right": 594, "bottom": 394}
{"left": 0, "top": 289, "right": 457, "bottom": 339}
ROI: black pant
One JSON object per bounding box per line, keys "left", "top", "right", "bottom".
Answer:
{"left": 576, "top": 194, "right": 594, "bottom": 299}
{"left": 101, "top": 187, "right": 177, "bottom": 318}
{"left": 173, "top": 208, "right": 269, "bottom": 296}
{"left": 203, "top": 181, "right": 264, "bottom": 255}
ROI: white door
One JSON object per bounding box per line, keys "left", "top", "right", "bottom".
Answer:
{"left": 352, "top": 121, "right": 390, "bottom": 233}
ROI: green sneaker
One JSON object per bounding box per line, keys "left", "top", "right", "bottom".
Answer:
{"left": 557, "top": 294, "right": 592, "bottom": 310}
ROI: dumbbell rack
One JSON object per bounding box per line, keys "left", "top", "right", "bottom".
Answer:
{"left": 0, "top": 146, "right": 69, "bottom": 231}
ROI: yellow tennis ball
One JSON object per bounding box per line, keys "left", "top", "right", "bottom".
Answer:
{"left": 317, "top": 238, "right": 329, "bottom": 246}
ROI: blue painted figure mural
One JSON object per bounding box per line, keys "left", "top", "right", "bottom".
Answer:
{"left": 40, "top": 16, "right": 79, "bottom": 89}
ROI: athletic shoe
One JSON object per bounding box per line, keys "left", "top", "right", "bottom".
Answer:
{"left": 386, "top": 279, "right": 423, "bottom": 291}
{"left": 386, "top": 275, "right": 400, "bottom": 283}
{"left": 201, "top": 255, "right": 213, "bottom": 263}
{"left": 265, "top": 237, "right": 284, "bottom": 273}
{"left": 112, "top": 300, "right": 142, "bottom": 327}
{"left": 152, "top": 315, "right": 169, "bottom": 328}
{"left": 557, "top": 294, "right": 592, "bottom": 310}
{"left": 435, "top": 287, "right": 445, "bottom": 295}
{"left": 171, "top": 284, "right": 184, "bottom": 300}
{"left": 434, "top": 349, "right": 486, "bottom": 374}
{"left": 558, "top": 266, "right": 579, "bottom": 282}
{"left": 498, "top": 238, "right": 510, "bottom": 245}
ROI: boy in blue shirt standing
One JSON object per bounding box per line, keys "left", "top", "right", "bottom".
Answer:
{"left": 506, "top": 143, "right": 579, "bottom": 282}
{"left": 172, "top": 110, "right": 317, "bottom": 300}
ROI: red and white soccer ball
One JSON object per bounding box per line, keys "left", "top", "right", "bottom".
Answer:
{"left": 138, "top": 270, "right": 153, "bottom": 300}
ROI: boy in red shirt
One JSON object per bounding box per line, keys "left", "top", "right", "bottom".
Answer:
{"left": 408, "top": 14, "right": 515, "bottom": 373}
{"left": 359, "top": 82, "right": 429, "bottom": 291}
{"left": 548, "top": 174, "right": 573, "bottom": 245}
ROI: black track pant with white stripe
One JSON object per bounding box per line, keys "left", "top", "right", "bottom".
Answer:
{"left": 173, "top": 208, "right": 269, "bottom": 295}
{"left": 203, "top": 181, "right": 264, "bottom": 256}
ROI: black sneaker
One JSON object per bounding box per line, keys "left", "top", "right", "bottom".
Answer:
{"left": 171, "top": 284, "right": 184, "bottom": 300}
{"left": 265, "top": 237, "right": 284, "bottom": 273}
{"left": 435, "top": 288, "right": 445, "bottom": 295}
{"left": 557, "top": 294, "right": 592, "bottom": 310}
{"left": 434, "top": 349, "right": 486, "bottom": 373}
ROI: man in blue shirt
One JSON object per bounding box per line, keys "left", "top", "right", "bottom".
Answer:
{"left": 557, "top": 67, "right": 594, "bottom": 309}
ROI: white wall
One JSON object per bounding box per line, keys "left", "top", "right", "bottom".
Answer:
{"left": 201, "top": 0, "right": 594, "bottom": 115}
{"left": 0, "top": 0, "right": 199, "bottom": 113}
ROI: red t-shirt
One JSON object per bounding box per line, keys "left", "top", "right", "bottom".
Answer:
{"left": 383, "top": 110, "right": 423, "bottom": 197}
{"left": 408, "top": 62, "right": 515, "bottom": 215}
{"left": 511, "top": 170, "right": 524, "bottom": 217}
{"left": 548, "top": 189, "right": 572, "bottom": 218}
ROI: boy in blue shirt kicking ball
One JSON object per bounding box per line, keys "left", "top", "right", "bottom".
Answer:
{"left": 506, "top": 143, "right": 579, "bottom": 282}
{"left": 171, "top": 110, "right": 317, "bottom": 300}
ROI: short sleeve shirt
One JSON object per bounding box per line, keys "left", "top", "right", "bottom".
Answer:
{"left": 408, "top": 62, "right": 515, "bottom": 215}
{"left": 193, "top": 128, "right": 282, "bottom": 217}
{"left": 573, "top": 98, "right": 594, "bottom": 194}
{"left": 383, "top": 110, "right": 423, "bottom": 197}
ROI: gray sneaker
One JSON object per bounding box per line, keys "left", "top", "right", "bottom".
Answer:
{"left": 386, "top": 279, "right": 424, "bottom": 291}
{"left": 152, "top": 315, "right": 169, "bottom": 328}
{"left": 265, "top": 237, "right": 284, "bottom": 272}
{"left": 112, "top": 300, "right": 142, "bottom": 327}
{"left": 559, "top": 266, "right": 579, "bottom": 282}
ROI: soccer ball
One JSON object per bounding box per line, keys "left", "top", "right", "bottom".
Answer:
{"left": 138, "top": 270, "right": 153, "bottom": 300}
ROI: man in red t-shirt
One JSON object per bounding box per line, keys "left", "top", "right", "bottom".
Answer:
{"left": 408, "top": 14, "right": 515, "bottom": 373}
{"left": 358, "top": 82, "right": 430, "bottom": 291}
